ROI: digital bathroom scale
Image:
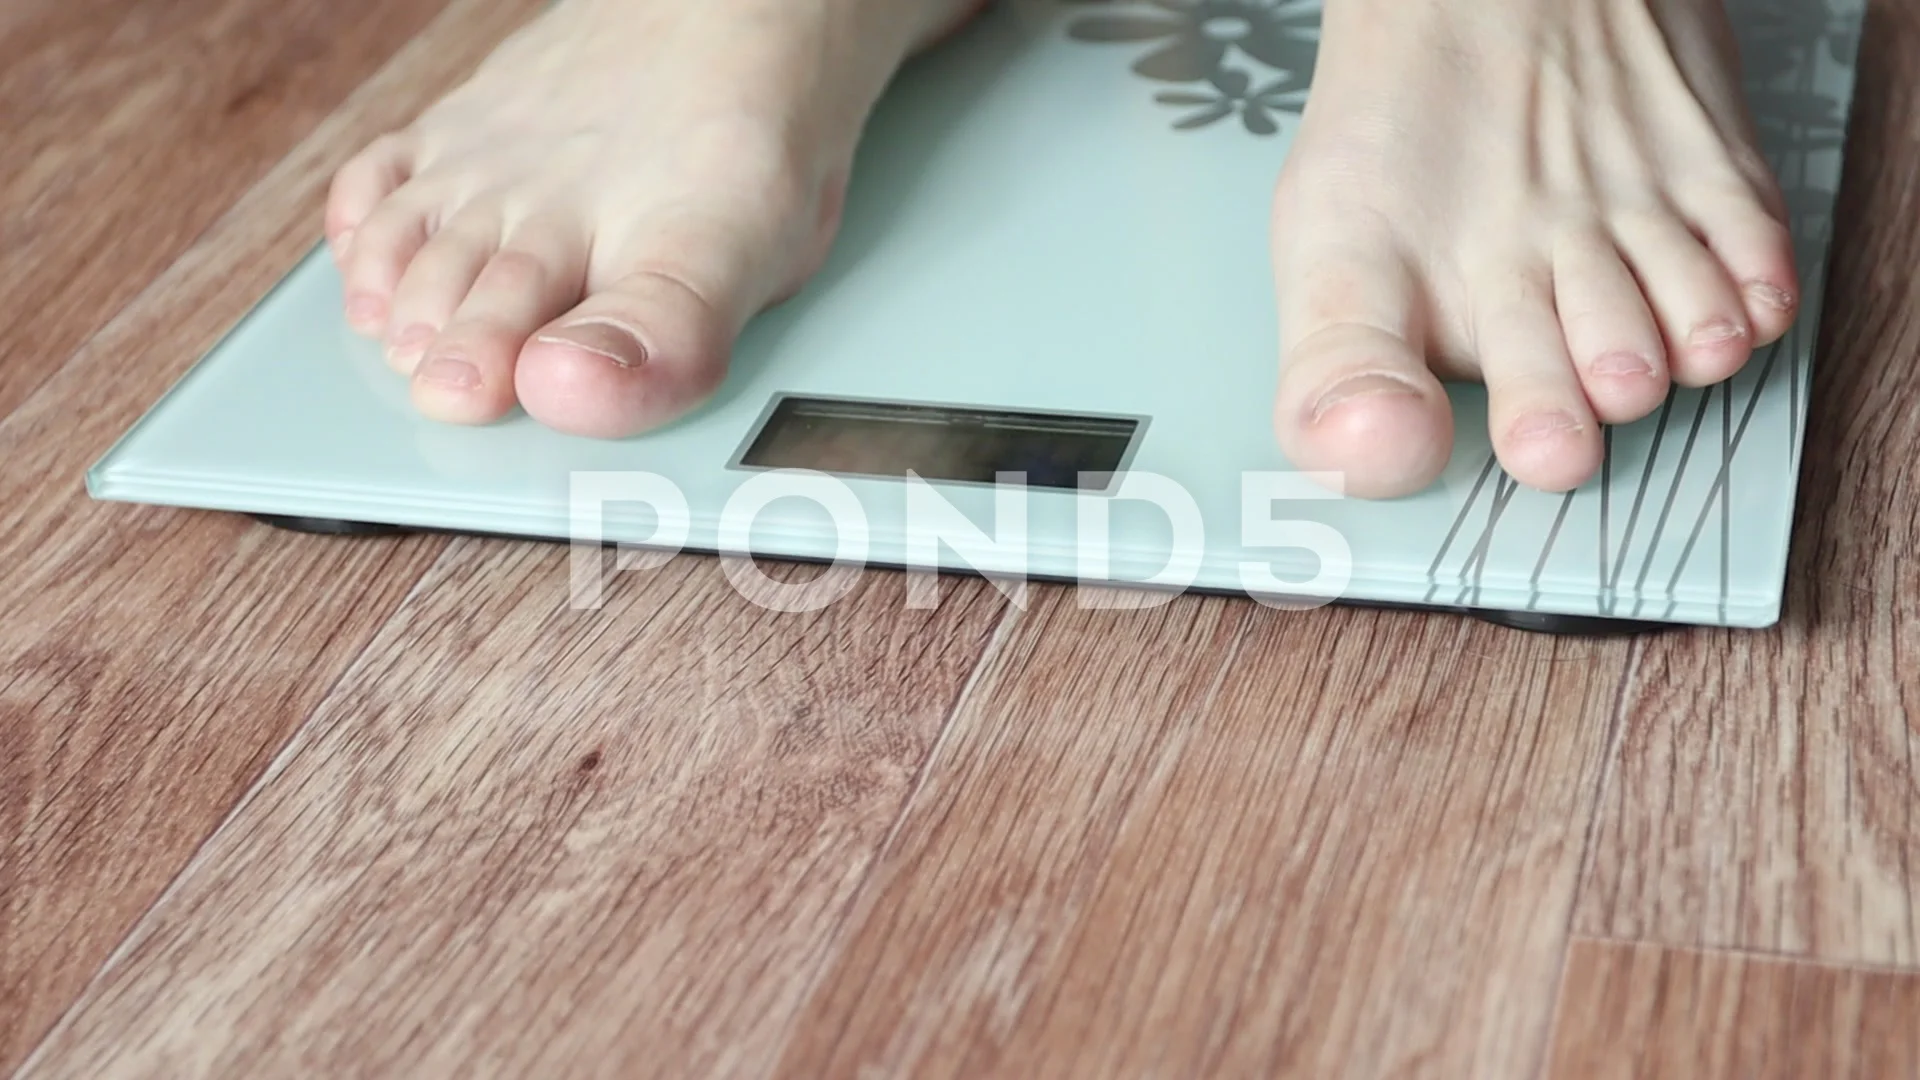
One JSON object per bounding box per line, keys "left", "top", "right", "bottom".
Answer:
{"left": 87, "top": 0, "right": 1866, "bottom": 633}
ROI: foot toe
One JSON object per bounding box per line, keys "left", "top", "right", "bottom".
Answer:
{"left": 384, "top": 209, "right": 505, "bottom": 373}
{"left": 516, "top": 269, "right": 733, "bottom": 439}
{"left": 1476, "top": 270, "right": 1604, "bottom": 493}
{"left": 327, "top": 134, "right": 414, "bottom": 264}
{"left": 1552, "top": 230, "right": 1671, "bottom": 424}
{"left": 1682, "top": 189, "right": 1801, "bottom": 345}
{"left": 410, "top": 219, "right": 592, "bottom": 425}
{"left": 1272, "top": 244, "right": 1452, "bottom": 498}
{"left": 339, "top": 190, "right": 436, "bottom": 337}
{"left": 1275, "top": 325, "right": 1454, "bottom": 500}
{"left": 1612, "top": 210, "right": 1755, "bottom": 387}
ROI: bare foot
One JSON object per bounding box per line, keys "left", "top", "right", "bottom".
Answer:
{"left": 326, "top": 0, "right": 979, "bottom": 437}
{"left": 1270, "top": 0, "right": 1797, "bottom": 497}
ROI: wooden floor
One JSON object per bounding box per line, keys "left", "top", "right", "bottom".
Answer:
{"left": 4, "top": 1, "right": 1917, "bottom": 1076}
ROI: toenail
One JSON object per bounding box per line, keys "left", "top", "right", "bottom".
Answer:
{"left": 1591, "top": 351, "right": 1656, "bottom": 377}
{"left": 538, "top": 320, "right": 648, "bottom": 368}
{"left": 1688, "top": 319, "right": 1747, "bottom": 347}
{"left": 345, "top": 292, "right": 386, "bottom": 329}
{"left": 1310, "top": 372, "right": 1423, "bottom": 423}
{"left": 1743, "top": 281, "right": 1796, "bottom": 312}
{"left": 415, "top": 355, "right": 479, "bottom": 389}
{"left": 1511, "top": 410, "right": 1583, "bottom": 441}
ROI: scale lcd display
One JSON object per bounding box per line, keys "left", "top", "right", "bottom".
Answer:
{"left": 735, "top": 395, "right": 1141, "bottom": 493}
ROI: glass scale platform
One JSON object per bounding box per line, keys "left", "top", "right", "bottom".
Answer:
{"left": 87, "top": 0, "right": 1867, "bottom": 633}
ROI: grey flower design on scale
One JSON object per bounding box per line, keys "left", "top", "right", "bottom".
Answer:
{"left": 1065, "top": 0, "right": 1320, "bottom": 135}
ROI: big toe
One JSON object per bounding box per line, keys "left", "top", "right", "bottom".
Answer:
{"left": 517, "top": 269, "right": 735, "bottom": 439}
{"left": 1275, "top": 324, "right": 1454, "bottom": 500}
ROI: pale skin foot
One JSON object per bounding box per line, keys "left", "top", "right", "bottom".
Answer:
{"left": 325, "top": 0, "right": 979, "bottom": 437}
{"left": 1271, "top": 0, "right": 1799, "bottom": 497}
{"left": 335, "top": 0, "right": 1794, "bottom": 500}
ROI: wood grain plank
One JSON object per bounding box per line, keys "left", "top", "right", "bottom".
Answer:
{"left": 0, "top": 0, "right": 443, "bottom": 420}
{"left": 1544, "top": 939, "right": 1920, "bottom": 1080}
{"left": 1576, "top": 0, "right": 1920, "bottom": 966}
{"left": 18, "top": 552, "right": 1006, "bottom": 1079}
{"left": 0, "top": 525, "right": 439, "bottom": 1067}
{"left": 0, "top": 0, "right": 543, "bottom": 1070}
{"left": 771, "top": 591, "right": 1633, "bottom": 1080}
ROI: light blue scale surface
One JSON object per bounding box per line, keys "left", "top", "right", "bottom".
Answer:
{"left": 87, "top": 0, "right": 1866, "bottom": 629}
